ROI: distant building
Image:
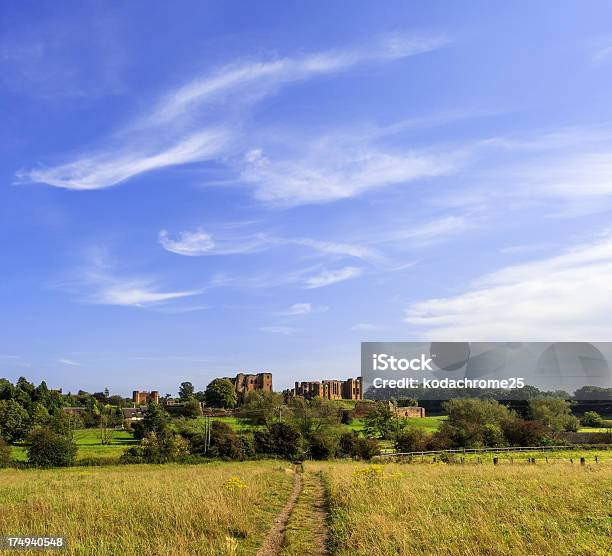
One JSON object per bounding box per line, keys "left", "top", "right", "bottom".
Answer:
{"left": 291, "top": 377, "right": 362, "bottom": 400}
{"left": 122, "top": 407, "right": 144, "bottom": 422}
{"left": 132, "top": 390, "right": 159, "bottom": 405}
{"left": 223, "top": 372, "right": 273, "bottom": 402}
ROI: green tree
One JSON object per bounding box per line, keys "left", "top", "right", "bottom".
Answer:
{"left": 0, "top": 399, "right": 30, "bottom": 442}
{"left": 288, "top": 397, "right": 340, "bottom": 436}
{"left": 242, "top": 391, "right": 285, "bottom": 426}
{"left": 27, "top": 427, "right": 77, "bottom": 467}
{"left": 363, "top": 402, "right": 405, "bottom": 439}
{"left": 178, "top": 381, "right": 195, "bottom": 401}
{"left": 580, "top": 411, "right": 604, "bottom": 427}
{"left": 528, "top": 398, "right": 579, "bottom": 432}
{"left": 0, "top": 438, "right": 11, "bottom": 467}
{"left": 143, "top": 402, "right": 169, "bottom": 436}
{"left": 204, "top": 379, "right": 237, "bottom": 409}
{"left": 30, "top": 403, "right": 51, "bottom": 427}
{"left": 182, "top": 398, "right": 203, "bottom": 418}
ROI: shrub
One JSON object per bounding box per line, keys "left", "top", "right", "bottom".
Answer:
{"left": 394, "top": 428, "right": 430, "bottom": 453}
{"left": 308, "top": 432, "right": 338, "bottom": 460}
{"left": 254, "top": 422, "right": 303, "bottom": 460}
{"left": 501, "top": 418, "right": 547, "bottom": 446}
{"left": 27, "top": 427, "right": 77, "bottom": 467}
{"left": 121, "top": 432, "right": 189, "bottom": 464}
{"left": 0, "top": 399, "right": 30, "bottom": 442}
{"left": 0, "top": 438, "right": 11, "bottom": 467}
{"left": 480, "top": 423, "right": 506, "bottom": 447}
{"left": 338, "top": 431, "right": 358, "bottom": 457}
{"left": 580, "top": 411, "right": 603, "bottom": 427}
{"left": 353, "top": 437, "right": 381, "bottom": 460}
{"left": 193, "top": 421, "right": 244, "bottom": 460}
{"left": 340, "top": 409, "right": 353, "bottom": 425}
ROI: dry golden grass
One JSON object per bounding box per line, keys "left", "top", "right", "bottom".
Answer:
{"left": 314, "top": 461, "right": 612, "bottom": 556}
{"left": 0, "top": 461, "right": 294, "bottom": 555}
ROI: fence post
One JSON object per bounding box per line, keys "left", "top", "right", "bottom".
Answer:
{"left": 580, "top": 457, "right": 585, "bottom": 466}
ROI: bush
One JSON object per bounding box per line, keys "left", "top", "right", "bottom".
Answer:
{"left": 121, "top": 432, "right": 189, "bottom": 464}
{"left": 191, "top": 421, "right": 244, "bottom": 460}
{"left": 0, "top": 438, "right": 11, "bottom": 467}
{"left": 254, "top": 422, "right": 303, "bottom": 460}
{"left": 27, "top": 427, "right": 77, "bottom": 467}
{"left": 338, "top": 432, "right": 357, "bottom": 457}
{"left": 308, "top": 432, "right": 337, "bottom": 460}
{"left": 353, "top": 437, "right": 380, "bottom": 460}
{"left": 501, "top": 418, "right": 547, "bottom": 446}
{"left": 580, "top": 411, "right": 603, "bottom": 427}
{"left": 394, "top": 428, "right": 430, "bottom": 453}
{"left": 340, "top": 409, "right": 353, "bottom": 425}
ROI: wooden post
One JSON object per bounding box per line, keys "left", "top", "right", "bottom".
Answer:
{"left": 493, "top": 457, "right": 498, "bottom": 465}
{"left": 580, "top": 457, "right": 585, "bottom": 466}
{"left": 595, "top": 456, "right": 598, "bottom": 463}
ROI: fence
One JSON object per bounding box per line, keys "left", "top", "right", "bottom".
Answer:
{"left": 379, "top": 444, "right": 607, "bottom": 457}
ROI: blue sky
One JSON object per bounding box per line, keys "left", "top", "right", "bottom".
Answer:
{"left": 3, "top": 1, "right": 612, "bottom": 395}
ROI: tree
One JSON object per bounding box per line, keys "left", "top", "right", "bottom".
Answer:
{"left": 182, "top": 398, "right": 203, "bottom": 418}
{"left": 0, "top": 438, "right": 11, "bottom": 467}
{"left": 528, "top": 398, "right": 579, "bottom": 432}
{"left": 142, "top": 402, "right": 170, "bottom": 437}
{"left": 363, "top": 402, "right": 405, "bottom": 439}
{"left": 254, "top": 422, "right": 303, "bottom": 460}
{"left": 178, "top": 381, "right": 195, "bottom": 401}
{"left": 580, "top": 411, "right": 604, "bottom": 428}
{"left": 0, "top": 399, "right": 30, "bottom": 442}
{"left": 204, "top": 379, "right": 237, "bottom": 409}
{"left": 121, "top": 432, "right": 189, "bottom": 464}
{"left": 242, "top": 391, "right": 285, "bottom": 426}
{"left": 98, "top": 405, "right": 116, "bottom": 445}
{"left": 50, "top": 411, "right": 83, "bottom": 439}
{"left": 308, "top": 432, "right": 338, "bottom": 460}
{"left": 27, "top": 427, "right": 77, "bottom": 467}
{"left": 29, "top": 403, "right": 51, "bottom": 427}
{"left": 288, "top": 397, "right": 340, "bottom": 436}
{"left": 394, "top": 427, "right": 430, "bottom": 453}
{"left": 191, "top": 421, "right": 243, "bottom": 459}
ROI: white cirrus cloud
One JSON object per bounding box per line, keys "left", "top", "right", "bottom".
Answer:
{"left": 304, "top": 266, "right": 363, "bottom": 289}
{"left": 276, "top": 303, "right": 329, "bottom": 316}
{"left": 58, "top": 358, "right": 82, "bottom": 367}
{"left": 21, "top": 34, "right": 447, "bottom": 192}
{"left": 159, "top": 228, "right": 215, "bottom": 256}
{"left": 404, "top": 232, "right": 612, "bottom": 340}
{"left": 60, "top": 250, "right": 204, "bottom": 308}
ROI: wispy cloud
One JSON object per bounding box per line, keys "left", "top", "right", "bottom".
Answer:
{"left": 58, "top": 358, "right": 82, "bottom": 367}
{"left": 240, "top": 141, "right": 466, "bottom": 205}
{"left": 60, "top": 250, "right": 203, "bottom": 308}
{"left": 405, "top": 232, "right": 612, "bottom": 340}
{"left": 276, "top": 303, "right": 329, "bottom": 316}
{"left": 159, "top": 225, "right": 381, "bottom": 262}
{"left": 23, "top": 129, "right": 229, "bottom": 190}
{"left": 304, "top": 266, "right": 363, "bottom": 288}
{"left": 21, "top": 34, "right": 447, "bottom": 192}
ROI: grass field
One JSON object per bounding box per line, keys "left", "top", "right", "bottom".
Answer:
{"left": 315, "top": 460, "right": 612, "bottom": 556}
{"left": 0, "top": 461, "right": 294, "bottom": 555}
{"left": 11, "top": 429, "right": 136, "bottom": 462}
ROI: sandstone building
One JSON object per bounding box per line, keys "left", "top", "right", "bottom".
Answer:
{"left": 223, "top": 372, "right": 273, "bottom": 402}
{"left": 132, "top": 390, "right": 159, "bottom": 405}
{"left": 291, "top": 377, "right": 362, "bottom": 400}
